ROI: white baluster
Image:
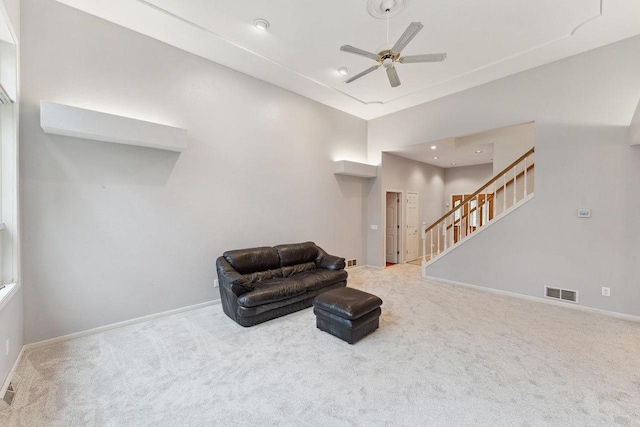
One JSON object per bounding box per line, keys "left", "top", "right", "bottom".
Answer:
{"left": 465, "top": 202, "right": 469, "bottom": 237}
{"left": 444, "top": 217, "right": 448, "bottom": 250}
{"left": 513, "top": 165, "right": 517, "bottom": 205}
{"left": 430, "top": 229, "right": 433, "bottom": 261}
{"left": 493, "top": 180, "right": 497, "bottom": 218}
{"left": 524, "top": 156, "right": 528, "bottom": 197}
{"left": 483, "top": 188, "right": 489, "bottom": 226}
{"left": 475, "top": 194, "right": 480, "bottom": 231}
{"left": 503, "top": 174, "right": 507, "bottom": 212}
{"left": 437, "top": 223, "right": 441, "bottom": 255}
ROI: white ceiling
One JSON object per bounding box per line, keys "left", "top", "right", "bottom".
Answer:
{"left": 389, "top": 140, "right": 494, "bottom": 169}
{"left": 389, "top": 123, "right": 533, "bottom": 168}
{"left": 56, "top": 0, "right": 640, "bottom": 120}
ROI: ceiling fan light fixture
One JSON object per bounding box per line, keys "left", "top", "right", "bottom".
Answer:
{"left": 253, "top": 18, "right": 270, "bottom": 31}
{"left": 338, "top": 67, "right": 350, "bottom": 76}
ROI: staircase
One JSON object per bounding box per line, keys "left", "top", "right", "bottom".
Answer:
{"left": 421, "top": 148, "right": 535, "bottom": 273}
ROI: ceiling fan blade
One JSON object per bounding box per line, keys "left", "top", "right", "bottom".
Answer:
{"left": 399, "top": 53, "right": 447, "bottom": 64}
{"left": 391, "top": 22, "right": 424, "bottom": 54}
{"left": 386, "top": 66, "right": 401, "bottom": 88}
{"left": 345, "top": 65, "right": 381, "bottom": 83}
{"left": 340, "top": 45, "right": 379, "bottom": 62}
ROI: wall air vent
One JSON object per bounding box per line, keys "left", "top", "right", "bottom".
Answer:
{"left": 0, "top": 83, "right": 14, "bottom": 104}
{"left": 545, "top": 286, "right": 578, "bottom": 303}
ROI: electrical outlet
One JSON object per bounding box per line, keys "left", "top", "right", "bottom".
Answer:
{"left": 213, "top": 279, "right": 219, "bottom": 288}
{"left": 602, "top": 287, "right": 610, "bottom": 297}
{"left": 370, "top": 225, "right": 378, "bottom": 230}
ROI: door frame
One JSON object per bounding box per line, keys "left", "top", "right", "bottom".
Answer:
{"left": 405, "top": 191, "right": 419, "bottom": 262}
{"left": 384, "top": 190, "right": 404, "bottom": 265}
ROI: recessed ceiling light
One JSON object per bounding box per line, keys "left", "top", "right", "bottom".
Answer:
{"left": 433, "top": 156, "right": 439, "bottom": 160}
{"left": 475, "top": 150, "right": 483, "bottom": 154}
{"left": 450, "top": 162, "right": 456, "bottom": 166}
{"left": 253, "top": 18, "right": 270, "bottom": 31}
{"left": 430, "top": 145, "right": 437, "bottom": 150}
{"left": 338, "top": 67, "right": 349, "bottom": 76}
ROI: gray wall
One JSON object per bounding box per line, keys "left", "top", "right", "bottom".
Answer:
{"left": 21, "top": 0, "right": 368, "bottom": 343}
{"left": 381, "top": 153, "right": 445, "bottom": 259}
{"left": 367, "top": 35, "right": 640, "bottom": 317}
{"left": 2, "top": 0, "right": 18, "bottom": 41}
{"left": 491, "top": 124, "right": 535, "bottom": 175}
{"left": 0, "top": 0, "right": 20, "bottom": 391}
{"left": 443, "top": 164, "right": 493, "bottom": 211}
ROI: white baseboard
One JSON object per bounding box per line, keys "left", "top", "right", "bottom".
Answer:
{"left": 0, "top": 345, "right": 23, "bottom": 409}
{"left": 347, "top": 265, "right": 385, "bottom": 271}
{"left": 423, "top": 276, "right": 640, "bottom": 324}
{"left": 24, "top": 299, "right": 221, "bottom": 351}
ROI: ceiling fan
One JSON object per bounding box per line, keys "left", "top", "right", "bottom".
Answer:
{"left": 340, "top": 3, "right": 446, "bottom": 88}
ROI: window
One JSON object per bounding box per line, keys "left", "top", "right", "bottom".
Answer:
{"left": 0, "top": 11, "right": 18, "bottom": 288}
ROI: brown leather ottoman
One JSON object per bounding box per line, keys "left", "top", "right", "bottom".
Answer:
{"left": 312, "top": 287, "right": 382, "bottom": 344}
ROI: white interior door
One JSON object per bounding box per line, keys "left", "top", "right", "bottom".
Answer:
{"left": 385, "top": 193, "right": 398, "bottom": 264}
{"left": 406, "top": 192, "right": 419, "bottom": 261}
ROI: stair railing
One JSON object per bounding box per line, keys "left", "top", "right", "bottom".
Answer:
{"left": 422, "top": 147, "right": 535, "bottom": 263}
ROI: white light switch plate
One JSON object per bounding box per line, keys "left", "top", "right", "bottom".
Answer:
{"left": 370, "top": 225, "right": 378, "bottom": 230}
{"left": 213, "top": 279, "right": 219, "bottom": 288}
{"left": 578, "top": 209, "right": 591, "bottom": 218}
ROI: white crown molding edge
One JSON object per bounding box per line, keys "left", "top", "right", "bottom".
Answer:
{"left": 133, "top": 0, "right": 603, "bottom": 108}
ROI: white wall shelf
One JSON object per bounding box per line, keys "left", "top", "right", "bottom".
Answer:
{"left": 334, "top": 160, "right": 377, "bottom": 178}
{"left": 631, "top": 99, "right": 640, "bottom": 146}
{"left": 40, "top": 101, "right": 188, "bottom": 152}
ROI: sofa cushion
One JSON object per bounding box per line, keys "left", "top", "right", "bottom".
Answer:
{"left": 223, "top": 247, "right": 280, "bottom": 275}
{"left": 282, "top": 262, "right": 316, "bottom": 278}
{"left": 294, "top": 269, "right": 348, "bottom": 291}
{"left": 236, "top": 278, "right": 307, "bottom": 308}
{"left": 244, "top": 268, "right": 283, "bottom": 284}
{"left": 274, "top": 242, "right": 318, "bottom": 267}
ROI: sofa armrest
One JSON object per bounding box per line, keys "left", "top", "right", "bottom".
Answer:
{"left": 216, "top": 256, "right": 254, "bottom": 296}
{"left": 315, "top": 248, "right": 346, "bottom": 271}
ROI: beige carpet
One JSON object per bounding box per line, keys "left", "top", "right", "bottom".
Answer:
{"left": 2, "top": 264, "right": 639, "bottom": 426}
